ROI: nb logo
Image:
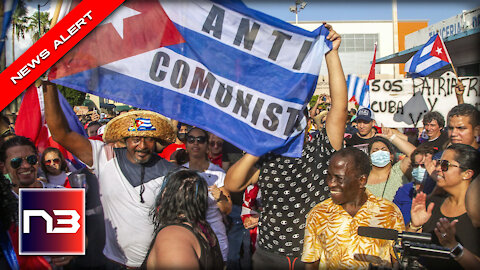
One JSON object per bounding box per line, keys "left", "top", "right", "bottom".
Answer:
{"left": 23, "top": 210, "right": 81, "bottom": 234}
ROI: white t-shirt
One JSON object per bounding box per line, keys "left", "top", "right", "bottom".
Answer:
{"left": 185, "top": 162, "right": 229, "bottom": 261}
{"left": 90, "top": 140, "right": 168, "bottom": 267}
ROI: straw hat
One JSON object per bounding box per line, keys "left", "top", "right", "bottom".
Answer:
{"left": 102, "top": 110, "right": 175, "bottom": 143}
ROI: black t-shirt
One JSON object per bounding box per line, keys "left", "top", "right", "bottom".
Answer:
{"left": 420, "top": 195, "right": 480, "bottom": 269}
{"left": 257, "top": 129, "right": 335, "bottom": 257}
{"left": 345, "top": 132, "right": 374, "bottom": 152}
{"left": 419, "top": 131, "right": 449, "bottom": 152}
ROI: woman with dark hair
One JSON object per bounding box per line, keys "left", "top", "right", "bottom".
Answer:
{"left": 143, "top": 169, "right": 224, "bottom": 269}
{"left": 409, "top": 143, "right": 480, "bottom": 269}
{"left": 40, "top": 147, "right": 73, "bottom": 186}
{"left": 366, "top": 136, "right": 413, "bottom": 201}
{"left": 184, "top": 127, "right": 232, "bottom": 262}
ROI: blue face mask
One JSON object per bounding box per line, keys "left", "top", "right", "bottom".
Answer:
{"left": 370, "top": 150, "right": 391, "bottom": 167}
{"left": 412, "top": 167, "right": 427, "bottom": 183}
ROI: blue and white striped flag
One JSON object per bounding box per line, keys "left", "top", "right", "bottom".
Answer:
{"left": 0, "top": 0, "right": 19, "bottom": 55}
{"left": 51, "top": 0, "right": 333, "bottom": 157}
{"left": 404, "top": 34, "right": 451, "bottom": 78}
{"left": 347, "top": 74, "right": 370, "bottom": 108}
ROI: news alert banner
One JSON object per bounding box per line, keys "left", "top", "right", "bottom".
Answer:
{"left": 0, "top": 0, "right": 125, "bottom": 111}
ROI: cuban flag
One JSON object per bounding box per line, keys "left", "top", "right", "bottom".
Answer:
{"left": 49, "top": 0, "right": 332, "bottom": 158}
{"left": 15, "top": 84, "right": 87, "bottom": 168}
{"left": 0, "top": 0, "right": 19, "bottom": 54}
{"left": 405, "top": 34, "right": 451, "bottom": 78}
{"left": 128, "top": 118, "right": 156, "bottom": 131}
{"left": 347, "top": 74, "right": 370, "bottom": 108}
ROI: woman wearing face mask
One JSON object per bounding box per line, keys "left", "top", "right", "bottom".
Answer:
{"left": 393, "top": 145, "right": 437, "bottom": 225}
{"left": 366, "top": 135, "right": 414, "bottom": 201}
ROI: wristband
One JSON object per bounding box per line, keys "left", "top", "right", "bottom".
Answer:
{"left": 408, "top": 221, "right": 422, "bottom": 231}
{"left": 389, "top": 134, "right": 397, "bottom": 142}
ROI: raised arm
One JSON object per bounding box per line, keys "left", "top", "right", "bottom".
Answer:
{"left": 377, "top": 125, "right": 417, "bottom": 173}
{"left": 43, "top": 81, "right": 93, "bottom": 166}
{"left": 224, "top": 153, "right": 260, "bottom": 193}
{"left": 323, "top": 23, "right": 348, "bottom": 151}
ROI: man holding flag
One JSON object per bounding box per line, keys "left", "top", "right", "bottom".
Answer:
{"left": 225, "top": 23, "right": 347, "bottom": 270}
{"left": 43, "top": 81, "right": 179, "bottom": 268}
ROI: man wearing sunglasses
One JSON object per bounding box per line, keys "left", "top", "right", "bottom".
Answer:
{"left": 0, "top": 136, "right": 43, "bottom": 193}
{"left": 43, "top": 81, "right": 178, "bottom": 268}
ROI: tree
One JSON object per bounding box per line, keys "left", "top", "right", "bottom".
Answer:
{"left": 27, "top": 11, "right": 50, "bottom": 42}
{"left": 57, "top": 85, "right": 87, "bottom": 107}
{"left": 11, "top": 0, "right": 28, "bottom": 61}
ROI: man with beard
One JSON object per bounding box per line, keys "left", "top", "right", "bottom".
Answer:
{"left": 43, "top": 82, "right": 178, "bottom": 268}
{"left": 302, "top": 147, "right": 404, "bottom": 269}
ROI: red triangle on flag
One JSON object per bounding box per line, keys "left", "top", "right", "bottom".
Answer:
{"left": 429, "top": 35, "right": 450, "bottom": 63}
{"left": 51, "top": 0, "right": 185, "bottom": 80}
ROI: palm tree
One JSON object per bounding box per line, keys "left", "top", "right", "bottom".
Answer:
{"left": 11, "top": 0, "right": 28, "bottom": 61}
{"left": 27, "top": 11, "right": 51, "bottom": 42}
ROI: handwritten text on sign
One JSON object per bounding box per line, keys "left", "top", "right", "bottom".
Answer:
{"left": 370, "top": 72, "right": 479, "bottom": 128}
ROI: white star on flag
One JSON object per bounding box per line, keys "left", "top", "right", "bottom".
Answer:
{"left": 101, "top": 6, "right": 141, "bottom": 39}
{"left": 436, "top": 47, "right": 443, "bottom": 55}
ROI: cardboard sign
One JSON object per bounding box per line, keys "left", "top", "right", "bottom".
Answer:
{"left": 370, "top": 72, "right": 480, "bottom": 128}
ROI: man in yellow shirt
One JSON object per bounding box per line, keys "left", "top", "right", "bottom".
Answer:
{"left": 302, "top": 147, "right": 405, "bottom": 269}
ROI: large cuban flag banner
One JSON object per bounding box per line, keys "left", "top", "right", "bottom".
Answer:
{"left": 49, "top": 0, "right": 332, "bottom": 157}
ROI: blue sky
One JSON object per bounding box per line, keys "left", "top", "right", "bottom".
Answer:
{"left": 244, "top": 0, "right": 479, "bottom": 24}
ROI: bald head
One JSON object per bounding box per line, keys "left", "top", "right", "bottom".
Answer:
{"left": 466, "top": 176, "right": 480, "bottom": 228}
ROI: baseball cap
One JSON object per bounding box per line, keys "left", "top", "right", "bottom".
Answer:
{"left": 356, "top": 107, "right": 374, "bottom": 122}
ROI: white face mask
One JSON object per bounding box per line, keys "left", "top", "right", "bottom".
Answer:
{"left": 370, "top": 150, "right": 391, "bottom": 167}
{"left": 412, "top": 167, "right": 427, "bottom": 183}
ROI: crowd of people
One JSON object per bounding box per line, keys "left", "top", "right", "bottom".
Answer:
{"left": 1, "top": 24, "right": 479, "bottom": 270}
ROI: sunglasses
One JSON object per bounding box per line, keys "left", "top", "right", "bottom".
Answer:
{"left": 186, "top": 135, "right": 207, "bottom": 144}
{"left": 209, "top": 141, "right": 223, "bottom": 147}
{"left": 437, "top": 160, "right": 463, "bottom": 172}
{"left": 44, "top": 158, "right": 61, "bottom": 166}
{"left": 10, "top": 155, "right": 38, "bottom": 169}
{"left": 412, "top": 163, "right": 425, "bottom": 168}
{"left": 1, "top": 128, "right": 13, "bottom": 138}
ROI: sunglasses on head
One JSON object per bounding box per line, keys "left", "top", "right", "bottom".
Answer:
{"left": 437, "top": 159, "right": 463, "bottom": 172}
{"left": 186, "top": 135, "right": 207, "bottom": 144}
{"left": 209, "top": 141, "right": 223, "bottom": 147}
{"left": 44, "top": 158, "right": 61, "bottom": 166}
{"left": 10, "top": 155, "right": 38, "bottom": 169}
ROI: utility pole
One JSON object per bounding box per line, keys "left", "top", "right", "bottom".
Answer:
{"left": 289, "top": 1, "right": 307, "bottom": 25}
{"left": 392, "top": 0, "right": 399, "bottom": 78}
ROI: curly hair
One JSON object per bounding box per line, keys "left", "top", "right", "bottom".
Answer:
{"left": 151, "top": 168, "right": 218, "bottom": 248}
{"left": 423, "top": 111, "right": 445, "bottom": 128}
{"left": 332, "top": 147, "right": 372, "bottom": 178}
{"left": 0, "top": 173, "right": 18, "bottom": 230}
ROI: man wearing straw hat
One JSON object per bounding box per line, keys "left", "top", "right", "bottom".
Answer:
{"left": 42, "top": 81, "right": 178, "bottom": 268}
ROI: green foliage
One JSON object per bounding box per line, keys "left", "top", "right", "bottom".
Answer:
{"left": 27, "top": 11, "right": 51, "bottom": 42}
{"left": 309, "top": 95, "right": 318, "bottom": 108}
{"left": 57, "top": 85, "right": 86, "bottom": 107}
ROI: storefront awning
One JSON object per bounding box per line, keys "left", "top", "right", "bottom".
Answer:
{"left": 377, "top": 28, "right": 480, "bottom": 65}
